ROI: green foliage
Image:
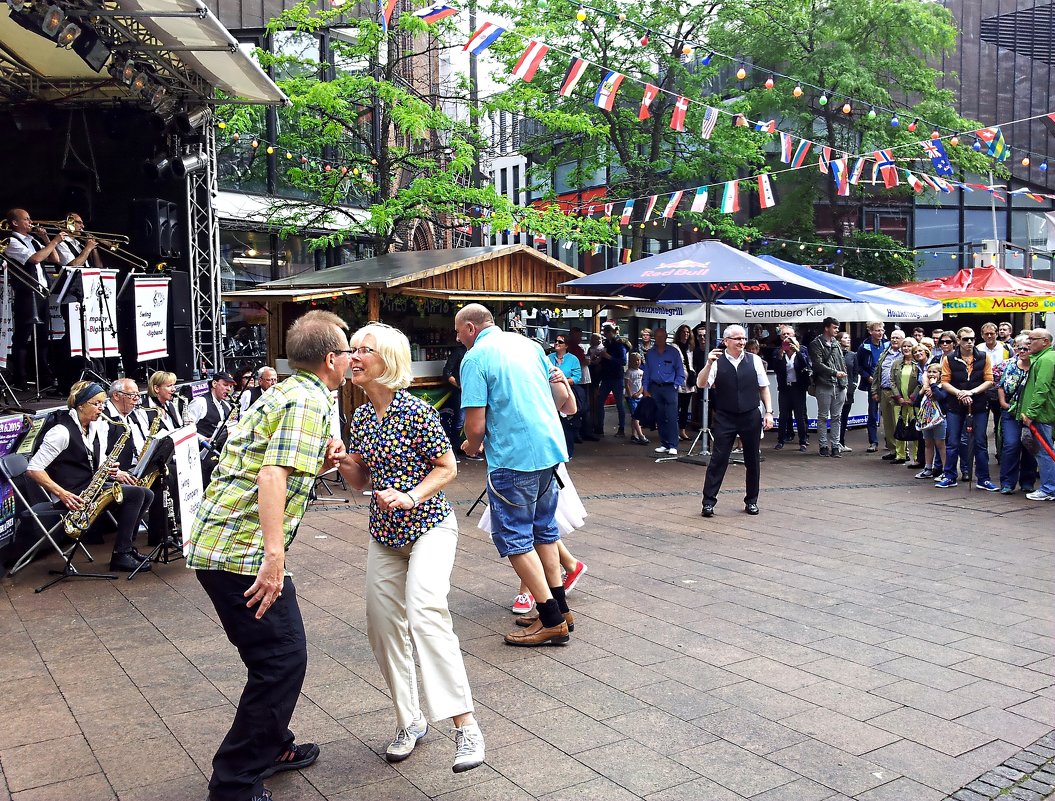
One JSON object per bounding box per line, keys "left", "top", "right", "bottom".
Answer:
{"left": 840, "top": 231, "right": 916, "bottom": 285}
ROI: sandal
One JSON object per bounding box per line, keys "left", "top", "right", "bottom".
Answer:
{"left": 261, "top": 742, "right": 320, "bottom": 778}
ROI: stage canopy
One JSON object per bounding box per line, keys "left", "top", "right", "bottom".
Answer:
{"left": 895, "top": 266, "right": 1055, "bottom": 315}
{"left": 0, "top": 0, "right": 286, "bottom": 105}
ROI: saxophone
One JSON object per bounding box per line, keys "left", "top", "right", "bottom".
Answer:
{"left": 63, "top": 416, "right": 130, "bottom": 538}
{"left": 133, "top": 410, "right": 164, "bottom": 489}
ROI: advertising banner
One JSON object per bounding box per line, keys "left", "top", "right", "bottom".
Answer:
{"left": 0, "top": 414, "right": 26, "bottom": 548}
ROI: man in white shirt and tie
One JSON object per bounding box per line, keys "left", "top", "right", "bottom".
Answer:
{"left": 4, "top": 208, "right": 64, "bottom": 390}
{"left": 187, "top": 371, "right": 237, "bottom": 486}
{"left": 104, "top": 378, "right": 150, "bottom": 478}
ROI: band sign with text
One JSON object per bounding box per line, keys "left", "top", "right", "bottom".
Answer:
{"left": 133, "top": 277, "right": 170, "bottom": 362}
{"left": 70, "top": 269, "right": 120, "bottom": 358}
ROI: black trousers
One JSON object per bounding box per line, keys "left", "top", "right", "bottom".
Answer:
{"left": 11, "top": 288, "right": 51, "bottom": 385}
{"left": 197, "top": 570, "right": 306, "bottom": 801}
{"left": 703, "top": 408, "right": 763, "bottom": 507}
{"left": 63, "top": 484, "right": 152, "bottom": 556}
{"left": 778, "top": 384, "right": 808, "bottom": 445}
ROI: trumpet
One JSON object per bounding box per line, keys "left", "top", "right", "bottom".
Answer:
{"left": 36, "top": 216, "right": 130, "bottom": 245}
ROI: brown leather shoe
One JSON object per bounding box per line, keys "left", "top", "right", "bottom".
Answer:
{"left": 515, "top": 610, "right": 574, "bottom": 632}
{"left": 504, "top": 619, "right": 570, "bottom": 646}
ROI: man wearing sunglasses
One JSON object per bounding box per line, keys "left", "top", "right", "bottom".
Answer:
{"left": 937, "top": 327, "right": 997, "bottom": 490}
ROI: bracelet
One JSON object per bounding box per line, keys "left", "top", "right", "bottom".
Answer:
{"left": 406, "top": 489, "right": 420, "bottom": 508}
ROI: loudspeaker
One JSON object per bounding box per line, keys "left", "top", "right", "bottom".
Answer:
{"left": 168, "top": 326, "right": 194, "bottom": 381}
{"left": 132, "top": 198, "right": 181, "bottom": 257}
{"left": 168, "top": 270, "right": 191, "bottom": 327}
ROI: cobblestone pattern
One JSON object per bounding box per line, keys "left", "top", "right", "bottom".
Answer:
{"left": 948, "top": 732, "right": 1055, "bottom": 801}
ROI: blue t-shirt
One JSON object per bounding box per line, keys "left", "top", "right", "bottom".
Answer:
{"left": 548, "top": 351, "right": 582, "bottom": 384}
{"left": 460, "top": 327, "right": 568, "bottom": 471}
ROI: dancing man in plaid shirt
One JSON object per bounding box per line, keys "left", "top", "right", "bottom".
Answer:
{"left": 186, "top": 310, "right": 349, "bottom": 801}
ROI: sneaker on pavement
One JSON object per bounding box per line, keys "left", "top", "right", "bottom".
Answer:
{"left": 667, "top": 447, "right": 678, "bottom": 455}
{"left": 655, "top": 446, "right": 670, "bottom": 454}
{"left": 819, "top": 446, "right": 830, "bottom": 457}
{"left": 934, "top": 476, "right": 958, "bottom": 489}
{"left": 999, "top": 486, "right": 1015, "bottom": 495}
{"left": 840, "top": 444, "right": 853, "bottom": 452}
{"left": 976, "top": 480, "right": 999, "bottom": 492}
{"left": 914, "top": 469, "right": 934, "bottom": 479}
{"left": 866, "top": 443, "right": 878, "bottom": 453}
{"left": 799, "top": 444, "right": 808, "bottom": 453}
{"left": 563, "top": 561, "right": 587, "bottom": 592}
{"left": 452, "top": 723, "right": 485, "bottom": 773}
{"left": 386, "top": 714, "right": 428, "bottom": 762}
{"left": 511, "top": 593, "right": 534, "bottom": 614}
{"left": 1026, "top": 490, "right": 1055, "bottom": 501}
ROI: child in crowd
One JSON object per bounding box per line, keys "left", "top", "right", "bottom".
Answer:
{"left": 917, "top": 362, "right": 948, "bottom": 479}
{"left": 624, "top": 352, "right": 648, "bottom": 444}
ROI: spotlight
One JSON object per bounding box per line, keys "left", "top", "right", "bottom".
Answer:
{"left": 144, "top": 155, "right": 174, "bottom": 181}
{"left": 175, "top": 107, "right": 211, "bottom": 135}
{"left": 148, "top": 85, "right": 167, "bottom": 107}
{"left": 56, "top": 22, "right": 81, "bottom": 47}
{"left": 172, "top": 152, "right": 209, "bottom": 178}
{"left": 121, "top": 60, "right": 136, "bottom": 84}
{"left": 131, "top": 71, "right": 148, "bottom": 92}
{"left": 72, "top": 24, "right": 111, "bottom": 72}
{"left": 41, "top": 4, "right": 65, "bottom": 36}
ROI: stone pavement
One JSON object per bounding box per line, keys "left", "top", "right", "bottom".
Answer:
{"left": 1, "top": 428, "right": 1053, "bottom": 801}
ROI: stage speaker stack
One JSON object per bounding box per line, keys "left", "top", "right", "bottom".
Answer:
{"left": 167, "top": 271, "right": 195, "bottom": 380}
{"left": 131, "top": 198, "right": 181, "bottom": 258}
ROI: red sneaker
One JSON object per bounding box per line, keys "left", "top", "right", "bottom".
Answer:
{"left": 563, "top": 561, "right": 588, "bottom": 592}
{"left": 511, "top": 593, "right": 534, "bottom": 614}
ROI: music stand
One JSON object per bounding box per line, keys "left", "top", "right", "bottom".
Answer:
{"left": 127, "top": 436, "right": 180, "bottom": 579}
{"left": 55, "top": 268, "right": 109, "bottom": 386}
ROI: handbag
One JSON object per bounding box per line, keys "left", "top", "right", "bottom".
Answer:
{"left": 917, "top": 397, "right": 945, "bottom": 430}
{"left": 894, "top": 414, "right": 922, "bottom": 442}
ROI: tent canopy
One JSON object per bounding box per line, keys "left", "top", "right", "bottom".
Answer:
{"left": 895, "top": 266, "right": 1055, "bottom": 315}
{"left": 562, "top": 241, "right": 850, "bottom": 303}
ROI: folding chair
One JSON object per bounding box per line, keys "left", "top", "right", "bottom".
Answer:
{"left": 1, "top": 453, "right": 116, "bottom": 592}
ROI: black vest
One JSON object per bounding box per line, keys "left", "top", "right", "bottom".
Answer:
{"left": 945, "top": 348, "right": 988, "bottom": 392}
{"left": 34, "top": 413, "right": 97, "bottom": 495}
{"left": 197, "top": 395, "right": 230, "bottom": 438}
{"left": 712, "top": 354, "right": 762, "bottom": 414}
{"left": 146, "top": 396, "right": 182, "bottom": 430}
{"left": 244, "top": 386, "right": 264, "bottom": 410}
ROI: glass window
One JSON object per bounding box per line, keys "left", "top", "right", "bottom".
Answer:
{"left": 913, "top": 207, "right": 958, "bottom": 247}
{"left": 273, "top": 31, "right": 320, "bottom": 81}
{"left": 1011, "top": 209, "right": 1053, "bottom": 250}
{"left": 964, "top": 209, "right": 1006, "bottom": 242}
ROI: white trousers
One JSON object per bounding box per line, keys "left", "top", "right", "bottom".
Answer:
{"left": 366, "top": 514, "right": 474, "bottom": 728}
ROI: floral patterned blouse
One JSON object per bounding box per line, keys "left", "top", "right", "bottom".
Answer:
{"left": 349, "top": 389, "right": 454, "bottom": 548}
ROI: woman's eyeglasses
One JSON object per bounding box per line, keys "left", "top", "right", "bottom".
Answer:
{"left": 555, "top": 339, "right": 566, "bottom": 344}
{"left": 342, "top": 346, "right": 376, "bottom": 356}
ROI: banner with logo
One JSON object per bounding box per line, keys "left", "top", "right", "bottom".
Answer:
{"left": 69, "top": 269, "right": 120, "bottom": 358}
{"left": 0, "top": 272, "right": 13, "bottom": 369}
{"left": 939, "top": 296, "right": 1055, "bottom": 314}
{"left": 169, "top": 425, "right": 204, "bottom": 548}
{"left": 134, "top": 277, "right": 170, "bottom": 362}
{"left": 0, "top": 414, "right": 26, "bottom": 548}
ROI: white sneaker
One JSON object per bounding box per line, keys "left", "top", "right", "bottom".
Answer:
{"left": 840, "top": 444, "right": 853, "bottom": 452}
{"left": 385, "top": 713, "right": 428, "bottom": 762}
{"left": 667, "top": 447, "right": 678, "bottom": 455}
{"left": 654, "top": 446, "right": 669, "bottom": 454}
{"left": 452, "top": 722, "right": 485, "bottom": 773}
{"left": 1026, "top": 490, "right": 1055, "bottom": 501}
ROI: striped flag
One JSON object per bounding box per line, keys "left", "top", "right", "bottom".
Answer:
{"left": 918, "top": 173, "right": 942, "bottom": 192}
{"left": 643, "top": 195, "right": 658, "bottom": 220}
{"left": 603, "top": 202, "right": 614, "bottom": 217}
{"left": 905, "top": 171, "right": 925, "bottom": 193}
{"left": 463, "top": 22, "right": 504, "bottom": 53}
{"left": 380, "top": 0, "right": 398, "bottom": 31}
{"left": 594, "top": 71, "right": 625, "bottom": 111}
{"left": 699, "top": 107, "right": 719, "bottom": 140}
{"left": 690, "top": 187, "right": 708, "bottom": 212}
{"left": 662, "top": 191, "right": 684, "bottom": 218}
{"left": 412, "top": 1, "right": 457, "bottom": 23}
{"left": 670, "top": 96, "right": 689, "bottom": 132}
{"left": 790, "top": 140, "right": 812, "bottom": 168}
{"left": 818, "top": 146, "right": 832, "bottom": 174}
{"left": 757, "top": 174, "right": 775, "bottom": 209}
{"left": 831, "top": 158, "right": 850, "bottom": 196}
{"left": 619, "top": 199, "right": 635, "bottom": 225}
{"left": 754, "top": 119, "right": 776, "bottom": 134}
{"left": 734, "top": 113, "right": 748, "bottom": 127}
{"left": 638, "top": 83, "right": 659, "bottom": 120}
{"left": 720, "top": 181, "right": 740, "bottom": 213}
{"left": 874, "top": 149, "right": 899, "bottom": 188}
{"left": 621, "top": 247, "right": 632, "bottom": 263}
{"left": 976, "top": 127, "right": 1009, "bottom": 162}
{"left": 779, "top": 132, "right": 793, "bottom": 164}
{"left": 848, "top": 157, "right": 866, "bottom": 185}
{"left": 512, "top": 41, "right": 549, "bottom": 82}
{"left": 559, "top": 58, "right": 588, "bottom": 97}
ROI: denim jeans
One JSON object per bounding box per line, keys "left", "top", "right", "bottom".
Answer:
{"left": 866, "top": 392, "right": 880, "bottom": 446}
{"left": 650, "top": 383, "right": 679, "bottom": 449}
{"left": 944, "top": 407, "right": 991, "bottom": 482}
{"left": 999, "top": 411, "right": 1037, "bottom": 491}
{"left": 595, "top": 377, "right": 626, "bottom": 432}
{"left": 1032, "top": 421, "right": 1055, "bottom": 495}
{"left": 485, "top": 467, "right": 560, "bottom": 558}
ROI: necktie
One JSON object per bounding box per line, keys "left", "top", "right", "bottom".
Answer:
{"left": 91, "top": 431, "right": 102, "bottom": 469}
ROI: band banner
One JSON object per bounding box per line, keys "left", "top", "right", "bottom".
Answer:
{"left": 69, "top": 269, "right": 120, "bottom": 358}
{"left": 134, "top": 277, "right": 170, "bottom": 362}
{"left": 170, "top": 425, "right": 204, "bottom": 548}
{"left": 0, "top": 414, "right": 25, "bottom": 548}
{"left": 0, "top": 272, "right": 12, "bottom": 369}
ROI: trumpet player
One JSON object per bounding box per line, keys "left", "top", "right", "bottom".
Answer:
{"left": 26, "top": 380, "right": 154, "bottom": 573}
{"left": 187, "top": 371, "right": 236, "bottom": 439}
{"left": 4, "top": 208, "right": 62, "bottom": 390}
{"left": 55, "top": 213, "right": 103, "bottom": 269}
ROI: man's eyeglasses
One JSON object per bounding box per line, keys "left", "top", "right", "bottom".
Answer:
{"left": 342, "top": 346, "right": 376, "bottom": 356}
{"left": 726, "top": 336, "right": 747, "bottom": 341}
{"left": 115, "top": 391, "right": 139, "bottom": 399}
{"left": 1016, "top": 345, "right": 1030, "bottom": 351}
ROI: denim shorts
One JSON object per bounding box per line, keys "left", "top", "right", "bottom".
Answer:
{"left": 922, "top": 421, "right": 947, "bottom": 442}
{"left": 486, "top": 466, "right": 561, "bottom": 558}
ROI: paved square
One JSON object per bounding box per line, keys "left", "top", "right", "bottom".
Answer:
{"left": 2, "top": 430, "right": 1053, "bottom": 800}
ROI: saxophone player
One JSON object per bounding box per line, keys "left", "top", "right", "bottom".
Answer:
{"left": 104, "top": 379, "right": 150, "bottom": 461}
{"left": 145, "top": 371, "right": 186, "bottom": 431}
{"left": 26, "top": 381, "right": 155, "bottom": 573}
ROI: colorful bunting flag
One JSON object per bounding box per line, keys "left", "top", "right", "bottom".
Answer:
{"left": 412, "top": 1, "right": 457, "bottom": 23}
{"left": 754, "top": 119, "right": 776, "bottom": 134}
{"left": 779, "top": 132, "right": 793, "bottom": 164}
{"left": 790, "top": 140, "right": 812, "bottom": 168}
{"left": 699, "top": 107, "right": 719, "bottom": 140}
{"left": 512, "top": 41, "right": 549, "bottom": 82}
{"left": 670, "top": 96, "right": 689, "bottom": 132}
{"left": 690, "top": 187, "right": 708, "bottom": 212}
{"left": 662, "top": 191, "right": 684, "bottom": 218}
{"left": 380, "top": 0, "right": 398, "bottom": 31}
{"left": 734, "top": 113, "right": 748, "bottom": 127}
{"left": 1043, "top": 113, "right": 1055, "bottom": 137}
{"left": 918, "top": 173, "right": 942, "bottom": 192}
{"left": 830, "top": 157, "right": 849, "bottom": 196}
{"left": 977, "top": 127, "right": 1009, "bottom": 161}
{"left": 559, "top": 58, "right": 589, "bottom": 97}
{"left": 920, "top": 139, "right": 954, "bottom": 176}
{"left": 874, "top": 149, "right": 899, "bottom": 188}
{"left": 848, "top": 157, "right": 866, "bottom": 185}
{"left": 638, "top": 83, "right": 659, "bottom": 120}
{"left": 603, "top": 202, "right": 614, "bottom": 217}
{"left": 463, "top": 21, "right": 504, "bottom": 53}
{"left": 643, "top": 195, "right": 659, "bottom": 220}
{"left": 594, "top": 71, "right": 625, "bottom": 111}
{"left": 619, "top": 199, "right": 635, "bottom": 225}
{"left": 720, "top": 181, "right": 740, "bottom": 213}
{"left": 757, "top": 174, "right": 776, "bottom": 209}
{"left": 905, "top": 172, "right": 923, "bottom": 193}
{"left": 818, "top": 146, "right": 832, "bottom": 174}
{"left": 621, "top": 248, "right": 632, "bottom": 264}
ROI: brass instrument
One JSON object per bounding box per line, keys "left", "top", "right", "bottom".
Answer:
{"left": 133, "top": 410, "right": 165, "bottom": 490}
{"left": 63, "top": 416, "right": 130, "bottom": 538}
{"left": 37, "top": 216, "right": 148, "bottom": 270}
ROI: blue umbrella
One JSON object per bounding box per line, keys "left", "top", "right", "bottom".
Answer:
{"left": 562, "top": 241, "right": 850, "bottom": 303}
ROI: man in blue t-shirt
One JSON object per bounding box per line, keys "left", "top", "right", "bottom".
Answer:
{"left": 457, "top": 303, "right": 576, "bottom": 647}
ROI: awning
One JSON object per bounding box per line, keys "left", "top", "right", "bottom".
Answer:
{"left": 222, "top": 287, "right": 363, "bottom": 303}
{"left": 0, "top": 0, "right": 286, "bottom": 104}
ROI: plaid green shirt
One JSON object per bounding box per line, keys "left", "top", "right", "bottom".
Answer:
{"left": 186, "top": 370, "right": 334, "bottom": 575}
